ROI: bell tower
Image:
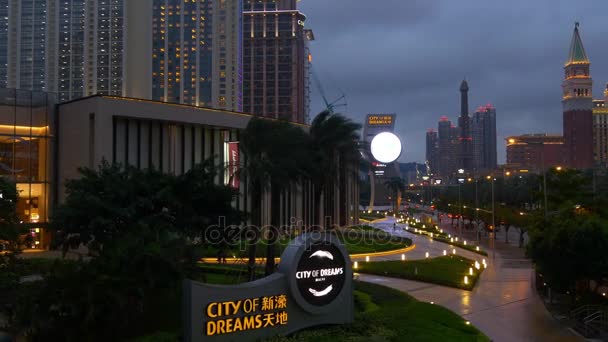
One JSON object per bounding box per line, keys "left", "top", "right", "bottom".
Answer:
{"left": 562, "top": 22, "right": 594, "bottom": 169}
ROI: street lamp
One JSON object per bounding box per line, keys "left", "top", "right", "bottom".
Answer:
{"left": 486, "top": 174, "right": 496, "bottom": 260}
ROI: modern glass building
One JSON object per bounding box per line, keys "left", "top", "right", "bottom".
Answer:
{"left": 0, "top": 88, "right": 56, "bottom": 249}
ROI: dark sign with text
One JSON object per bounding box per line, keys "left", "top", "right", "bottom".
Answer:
{"left": 295, "top": 242, "right": 346, "bottom": 307}
{"left": 183, "top": 233, "right": 353, "bottom": 342}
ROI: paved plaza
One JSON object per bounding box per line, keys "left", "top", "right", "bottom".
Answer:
{"left": 358, "top": 216, "right": 582, "bottom": 342}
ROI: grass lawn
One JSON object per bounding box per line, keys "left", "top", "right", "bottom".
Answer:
{"left": 265, "top": 281, "right": 489, "bottom": 342}
{"left": 355, "top": 255, "right": 483, "bottom": 291}
{"left": 403, "top": 219, "right": 488, "bottom": 256}
{"left": 132, "top": 271, "right": 489, "bottom": 341}
{"left": 201, "top": 232, "right": 412, "bottom": 259}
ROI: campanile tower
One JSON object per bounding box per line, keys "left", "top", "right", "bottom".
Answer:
{"left": 562, "top": 22, "right": 594, "bottom": 169}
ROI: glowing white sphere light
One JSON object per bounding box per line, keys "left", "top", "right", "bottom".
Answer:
{"left": 370, "top": 132, "right": 402, "bottom": 163}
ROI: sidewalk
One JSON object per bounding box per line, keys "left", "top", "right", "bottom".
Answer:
{"left": 360, "top": 216, "right": 582, "bottom": 342}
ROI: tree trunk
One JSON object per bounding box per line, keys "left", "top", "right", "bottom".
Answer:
{"left": 518, "top": 229, "right": 525, "bottom": 248}
{"left": 248, "top": 181, "right": 262, "bottom": 281}
{"left": 265, "top": 182, "right": 281, "bottom": 276}
{"left": 505, "top": 225, "right": 510, "bottom": 243}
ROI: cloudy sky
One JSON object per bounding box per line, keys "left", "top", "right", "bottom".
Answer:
{"left": 298, "top": 0, "right": 608, "bottom": 164}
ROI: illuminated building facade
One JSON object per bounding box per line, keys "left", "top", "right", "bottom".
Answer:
{"left": 562, "top": 23, "right": 594, "bottom": 169}
{"left": 151, "top": 0, "right": 243, "bottom": 111}
{"left": 0, "top": 0, "right": 243, "bottom": 111}
{"left": 0, "top": 0, "right": 53, "bottom": 92}
{"left": 593, "top": 89, "right": 608, "bottom": 168}
{"left": 243, "top": 0, "right": 309, "bottom": 123}
{"left": 0, "top": 89, "right": 56, "bottom": 249}
{"left": 505, "top": 134, "right": 565, "bottom": 172}
{"left": 471, "top": 104, "right": 497, "bottom": 172}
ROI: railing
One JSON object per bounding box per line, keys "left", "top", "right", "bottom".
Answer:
{"left": 570, "top": 305, "right": 608, "bottom": 338}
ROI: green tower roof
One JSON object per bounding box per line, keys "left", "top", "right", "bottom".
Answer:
{"left": 566, "top": 22, "right": 589, "bottom": 66}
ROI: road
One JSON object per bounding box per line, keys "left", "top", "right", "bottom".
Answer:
{"left": 359, "top": 216, "right": 582, "bottom": 342}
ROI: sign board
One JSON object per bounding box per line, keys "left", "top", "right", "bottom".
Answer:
{"left": 366, "top": 114, "right": 394, "bottom": 126}
{"left": 183, "top": 233, "right": 354, "bottom": 342}
{"left": 224, "top": 142, "right": 239, "bottom": 189}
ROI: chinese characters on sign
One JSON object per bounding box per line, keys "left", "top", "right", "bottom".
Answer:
{"left": 367, "top": 115, "right": 394, "bottom": 126}
{"left": 205, "top": 295, "right": 288, "bottom": 336}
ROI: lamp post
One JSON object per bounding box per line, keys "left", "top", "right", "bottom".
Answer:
{"left": 457, "top": 169, "right": 465, "bottom": 237}
{"left": 486, "top": 174, "right": 496, "bottom": 260}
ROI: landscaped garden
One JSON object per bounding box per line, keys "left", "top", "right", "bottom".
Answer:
{"left": 401, "top": 217, "right": 488, "bottom": 256}
{"left": 355, "top": 255, "right": 484, "bottom": 291}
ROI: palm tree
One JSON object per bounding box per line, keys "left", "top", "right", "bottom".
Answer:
{"left": 239, "top": 117, "right": 310, "bottom": 278}
{"left": 309, "top": 110, "right": 361, "bottom": 229}
{"left": 384, "top": 177, "right": 406, "bottom": 214}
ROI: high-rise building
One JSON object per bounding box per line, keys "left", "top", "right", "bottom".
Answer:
{"left": 458, "top": 80, "right": 473, "bottom": 172}
{"left": 437, "top": 116, "right": 459, "bottom": 179}
{"left": 593, "top": 86, "right": 608, "bottom": 168}
{"left": 0, "top": 0, "right": 243, "bottom": 111}
{"left": 471, "top": 104, "right": 497, "bottom": 171}
{"left": 506, "top": 134, "right": 565, "bottom": 171}
{"left": 562, "top": 23, "right": 594, "bottom": 169}
{"left": 243, "top": 0, "right": 309, "bottom": 123}
{"left": 151, "top": 0, "right": 243, "bottom": 111}
{"left": 425, "top": 129, "right": 438, "bottom": 175}
{"left": 0, "top": 0, "right": 52, "bottom": 92}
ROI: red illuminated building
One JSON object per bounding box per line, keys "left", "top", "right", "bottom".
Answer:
{"left": 562, "top": 23, "right": 594, "bottom": 169}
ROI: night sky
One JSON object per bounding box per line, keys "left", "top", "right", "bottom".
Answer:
{"left": 298, "top": 0, "right": 608, "bottom": 164}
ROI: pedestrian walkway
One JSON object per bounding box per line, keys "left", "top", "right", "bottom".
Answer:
{"left": 358, "top": 216, "right": 582, "bottom": 342}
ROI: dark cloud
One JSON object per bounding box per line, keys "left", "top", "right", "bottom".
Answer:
{"left": 299, "top": 0, "right": 608, "bottom": 163}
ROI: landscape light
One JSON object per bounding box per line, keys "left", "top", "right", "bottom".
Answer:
{"left": 354, "top": 261, "right": 358, "bottom": 269}
{"left": 425, "top": 252, "right": 429, "bottom": 258}
{"left": 464, "top": 276, "right": 469, "bottom": 284}
{"left": 366, "top": 256, "right": 370, "bottom": 262}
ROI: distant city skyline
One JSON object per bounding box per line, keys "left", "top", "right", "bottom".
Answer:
{"left": 299, "top": 0, "right": 608, "bottom": 164}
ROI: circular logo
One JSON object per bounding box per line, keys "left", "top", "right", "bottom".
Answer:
{"left": 370, "top": 132, "right": 402, "bottom": 163}
{"left": 294, "top": 241, "right": 346, "bottom": 307}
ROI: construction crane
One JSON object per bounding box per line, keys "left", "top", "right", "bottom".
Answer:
{"left": 310, "top": 65, "right": 347, "bottom": 114}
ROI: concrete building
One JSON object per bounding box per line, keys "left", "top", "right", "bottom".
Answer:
{"left": 505, "top": 134, "right": 565, "bottom": 172}
{"left": 0, "top": 90, "right": 359, "bottom": 249}
{"left": 56, "top": 95, "right": 358, "bottom": 230}
{"left": 471, "top": 104, "right": 497, "bottom": 172}
{"left": 593, "top": 86, "right": 608, "bottom": 168}
{"left": 425, "top": 129, "right": 438, "bottom": 175}
{"left": 562, "top": 23, "right": 594, "bottom": 169}
{"left": 242, "top": 0, "right": 309, "bottom": 123}
{"left": 437, "top": 116, "right": 459, "bottom": 180}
